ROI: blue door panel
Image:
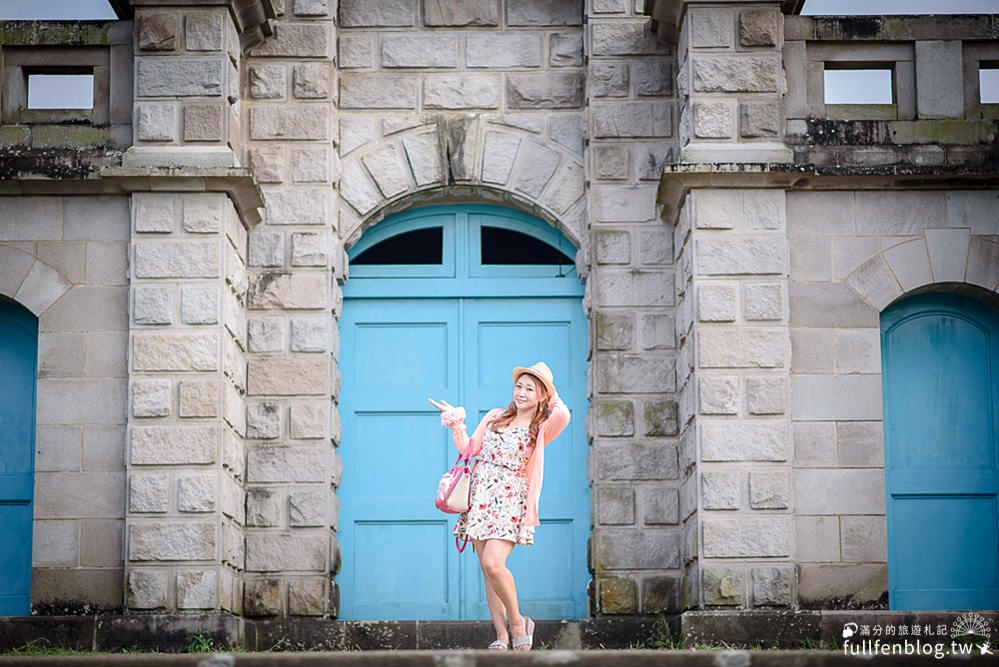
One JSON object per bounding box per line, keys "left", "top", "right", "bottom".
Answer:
{"left": 0, "top": 300, "right": 38, "bottom": 617}
{"left": 339, "top": 205, "right": 589, "bottom": 620}
{"left": 881, "top": 293, "right": 999, "bottom": 610}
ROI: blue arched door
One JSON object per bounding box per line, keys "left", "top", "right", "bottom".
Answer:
{"left": 338, "top": 204, "right": 589, "bottom": 620}
{"left": 881, "top": 292, "right": 999, "bottom": 610}
{"left": 0, "top": 299, "right": 38, "bottom": 616}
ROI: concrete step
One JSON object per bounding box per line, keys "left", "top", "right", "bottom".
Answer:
{"left": 1, "top": 611, "right": 996, "bottom": 654}
{"left": 0, "top": 651, "right": 997, "bottom": 666}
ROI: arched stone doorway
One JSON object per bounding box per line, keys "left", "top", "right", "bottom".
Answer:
{"left": 336, "top": 203, "right": 589, "bottom": 620}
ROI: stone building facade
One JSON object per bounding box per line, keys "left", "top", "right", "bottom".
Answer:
{"left": 0, "top": 0, "right": 997, "bottom": 627}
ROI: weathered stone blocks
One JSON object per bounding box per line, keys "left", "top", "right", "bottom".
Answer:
{"left": 129, "top": 473, "right": 170, "bottom": 513}
{"left": 136, "top": 59, "right": 224, "bottom": 97}
{"left": 598, "top": 576, "right": 637, "bottom": 614}
{"left": 703, "top": 517, "right": 791, "bottom": 557}
{"left": 466, "top": 33, "right": 542, "bottom": 68}
{"left": 702, "top": 470, "right": 740, "bottom": 510}
{"left": 133, "top": 238, "right": 217, "bottom": 279}
{"left": 128, "top": 522, "right": 216, "bottom": 561}
{"left": 382, "top": 34, "right": 458, "bottom": 68}
{"left": 246, "top": 534, "right": 326, "bottom": 571}
{"left": 593, "top": 529, "right": 680, "bottom": 569}
{"left": 698, "top": 329, "right": 785, "bottom": 368}
{"left": 702, "top": 566, "right": 744, "bottom": 606}
{"left": 339, "top": 75, "right": 417, "bottom": 109}
{"left": 701, "top": 421, "right": 788, "bottom": 461}
{"left": 592, "top": 102, "right": 671, "bottom": 138}
{"left": 507, "top": 0, "right": 581, "bottom": 26}
{"left": 132, "top": 333, "right": 219, "bottom": 372}
{"left": 591, "top": 20, "right": 669, "bottom": 56}
{"left": 288, "top": 577, "right": 326, "bottom": 615}
{"left": 424, "top": 0, "right": 498, "bottom": 26}
{"left": 249, "top": 22, "right": 330, "bottom": 58}
{"left": 127, "top": 569, "right": 169, "bottom": 609}
{"left": 595, "top": 443, "right": 678, "bottom": 480}
{"left": 177, "top": 570, "right": 217, "bottom": 609}
{"left": 507, "top": 73, "right": 584, "bottom": 110}
{"left": 177, "top": 474, "right": 217, "bottom": 512}
{"left": 247, "top": 445, "right": 331, "bottom": 483}
{"left": 248, "top": 356, "right": 330, "bottom": 396}
{"left": 739, "top": 10, "right": 780, "bottom": 48}
{"left": 339, "top": 0, "right": 416, "bottom": 27}
{"left": 250, "top": 105, "right": 330, "bottom": 140}
{"left": 132, "top": 380, "right": 171, "bottom": 418}
{"left": 751, "top": 566, "right": 792, "bottom": 607}
{"left": 692, "top": 55, "right": 780, "bottom": 93}
{"left": 130, "top": 425, "right": 217, "bottom": 465}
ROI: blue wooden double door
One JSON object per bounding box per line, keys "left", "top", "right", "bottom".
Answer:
{"left": 0, "top": 299, "right": 38, "bottom": 616}
{"left": 881, "top": 293, "right": 999, "bottom": 610}
{"left": 338, "top": 205, "right": 589, "bottom": 620}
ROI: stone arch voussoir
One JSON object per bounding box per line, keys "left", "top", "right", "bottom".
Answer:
{"left": 337, "top": 114, "right": 587, "bottom": 259}
{"left": 846, "top": 228, "right": 999, "bottom": 311}
{"left": 0, "top": 244, "right": 73, "bottom": 317}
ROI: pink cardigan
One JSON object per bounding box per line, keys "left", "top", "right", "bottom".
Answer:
{"left": 452, "top": 395, "right": 571, "bottom": 528}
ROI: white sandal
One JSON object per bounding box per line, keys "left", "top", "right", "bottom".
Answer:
{"left": 488, "top": 639, "right": 509, "bottom": 650}
{"left": 511, "top": 617, "right": 535, "bottom": 651}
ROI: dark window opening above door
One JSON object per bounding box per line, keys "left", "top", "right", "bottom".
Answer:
{"left": 481, "top": 226, "right": 574, "bottom": 265}
{"left": 352, "top": 227, "right": 443, "bottom": 264}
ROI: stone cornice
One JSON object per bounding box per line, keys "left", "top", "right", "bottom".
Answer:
{"left": 656, "top": 162, "right": 999, "bottom": 224}
{"left": 644, "top": 0, "right": 804, "bottom": 41}
{"left": 0, "top": 166, "right": 265, "bottom": 226}
{"left": 128, "top": 0, "right": 276, "bottom": 49}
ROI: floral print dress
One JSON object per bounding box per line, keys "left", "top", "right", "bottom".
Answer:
{"left": 454, "top": 426, "right": 535, "bottom": 546}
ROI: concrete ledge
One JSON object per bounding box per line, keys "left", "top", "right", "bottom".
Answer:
{"left": 1, "top": 650, "right": 998, "bottom": 665}
{"left": 683, "top": 610, "right": 999, "bottom": 649}
{"left": 0, "top": 616, "right": 660, "bottom": 653}
{"left": 2, "top": 611, "right": 997, "bottom": 653}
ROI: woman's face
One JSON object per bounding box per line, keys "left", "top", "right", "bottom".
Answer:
{"left": 513, "top": 374, "right": 541, "bottom": 413}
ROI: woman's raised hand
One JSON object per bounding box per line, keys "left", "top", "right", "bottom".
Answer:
{"left": 428, "top": 397, "right": 454, "bottom": 412}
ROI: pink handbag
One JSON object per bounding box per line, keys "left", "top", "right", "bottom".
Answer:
{"left": 435, "top": 438, "right": 476, "bottom": 553}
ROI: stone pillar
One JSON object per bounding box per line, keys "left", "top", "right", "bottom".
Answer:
{"left": 243, "top": 2, "right": 337, "bottom": 617}
{"left": 683, "top": 187, "right": 793, "bottom": 609}
{"left": 127, "top": 2, "right": 243, "bottom": 166}
{"left": 126, "top": 191, "right": 248, "bottom": 613}
{"left": 586, "top": 2, "right": 682, "bottom": 615}
{"left": 676, "top": 1, "right": 790, "bottom": 163}
{"left": 123, "top": 0, "right": 261, "bottom": 614}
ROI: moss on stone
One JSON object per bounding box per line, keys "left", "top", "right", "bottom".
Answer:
{"left": 0, "top": 21, "right": 112, "bottom": 46}
{"left": 0, "top": 126, "right": 30, "bottom": 148}
{"left": 30, "top": 124, "right": 111, "bottom": 149}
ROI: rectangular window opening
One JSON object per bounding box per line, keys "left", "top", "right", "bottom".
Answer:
{"left": 980, "top": 67, "right": 999, "bottom": 104}
{"left": 824, "top": 68, "right": 894, "bottom": 105}
{"left": 27, "top": 72, "right": 95, "bottom": 110}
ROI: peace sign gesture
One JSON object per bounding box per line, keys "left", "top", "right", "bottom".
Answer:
{"left": 427, "top": 397, "right": 454, "bottom": 412}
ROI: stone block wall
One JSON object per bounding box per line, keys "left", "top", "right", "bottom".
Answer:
{"left": 676, "top": 2, "right": 789, "bottom": 163}
{"left": 677, "top": 187, "right": 793, "bottom": 609}
{"left": 130, "top": 4, "right": 242, "bottom": 163}
{"left": 586, "top": 1, "right": 682, "bottom": 615}
{"left": 787, "top": 189, "right": 999, "bottom": 607}
{"left": 781, "top": 15, "right": 999, "bottom": 168}
{"left": 125, "top": 191, "right": 248, "bottom": 614}
{"left": 243, "top": 1, "right": 337, "bottom": 617}
{"left": 0, "top": 195, "right": 130, "bottom": 612}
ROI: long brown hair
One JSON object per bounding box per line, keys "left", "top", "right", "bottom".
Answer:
{"left": 489, "top": 373, "right": 551, "bottom": 442}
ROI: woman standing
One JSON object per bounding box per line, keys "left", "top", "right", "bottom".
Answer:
{"left": 430, "top": 361, "right": 570, "bottom": 651}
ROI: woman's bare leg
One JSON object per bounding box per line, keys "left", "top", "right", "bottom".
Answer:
{"left": 477, "top": 539, "right": 529, "bottom": 649}
{"left": 473, "top": 539, "right": 509, "bottom": 644}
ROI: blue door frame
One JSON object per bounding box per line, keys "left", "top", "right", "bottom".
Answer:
{"left": 0, "top": 299, "right": 38, "bottom": 616}
{"left": 338, "top": 205, "right": 589, "bottom": 620}
{"left": 881, "top": 292, "right": 999, "bottom": 610}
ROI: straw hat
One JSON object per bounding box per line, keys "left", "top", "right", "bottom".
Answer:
{"left": 512, "top": 361, "right": 555, "bottom": 396}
